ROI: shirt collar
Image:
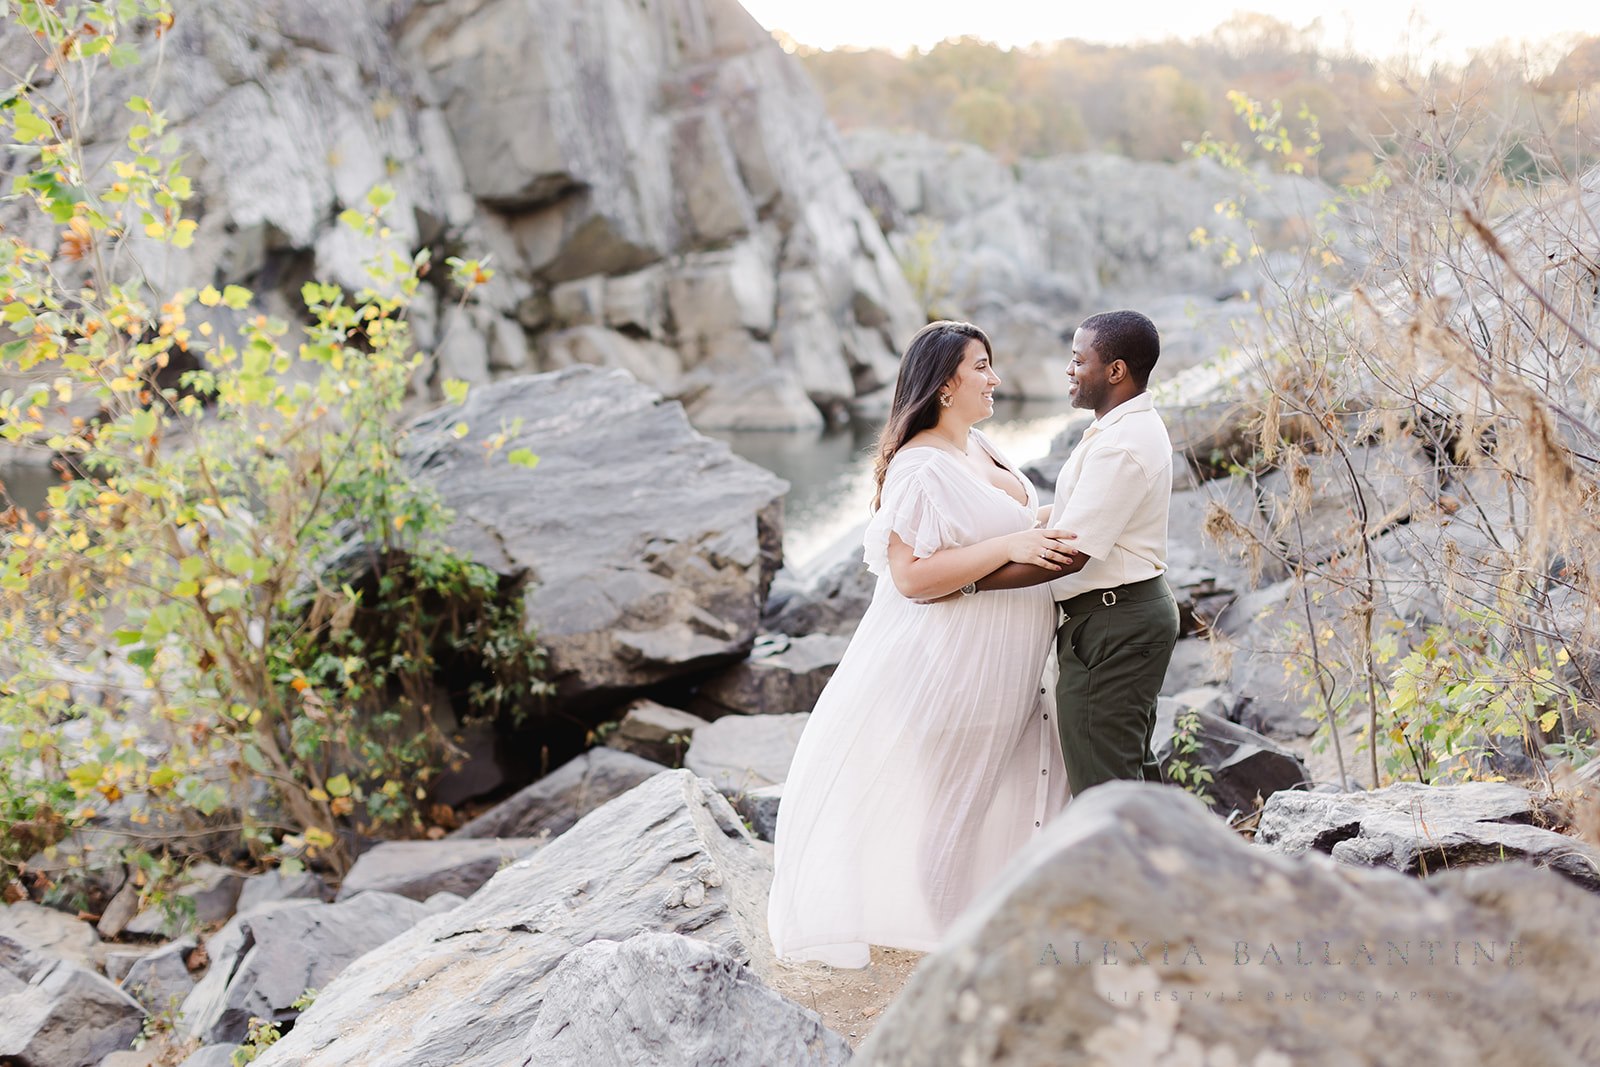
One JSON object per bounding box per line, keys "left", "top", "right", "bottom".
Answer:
{"left": 1086, "top": 391, "right": 1154, "bottom": 434}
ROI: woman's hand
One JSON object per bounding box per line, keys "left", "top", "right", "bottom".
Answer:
{"left": 1004, "top": 528, "right": 1077, "bottom": 571}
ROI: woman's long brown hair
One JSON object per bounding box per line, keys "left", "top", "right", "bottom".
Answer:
{"left": 870, "top": 320, "right": 992, "bottom": 509}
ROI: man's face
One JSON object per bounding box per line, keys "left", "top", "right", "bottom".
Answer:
{"left": 1068, "top": 327, "right": 1113, "bottom": 412}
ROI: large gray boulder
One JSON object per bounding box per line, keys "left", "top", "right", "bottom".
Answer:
{"left": 179, "top": 892, "right": 453, "bottom": 1045}
{"left": 451, "top": 746, "right": 670, "bottom": 840}
{"left": 335, "top": 838, "right": 542, "bottom": 902}
{"left": 405, "top": 367, "right": 788, "bottom": 707}
{"left": 1257, "top": 781, "right": 1600, "bottom": 891}
{"left": 4, "top": 0, "right": 921, "bottom": 435}
{"left": 857, "top": 782, "right": 1600, "bottom": 1066}
{"left": 253, "top": 771, "right": 774, "bottom": 1066}
{"left": 524, "top": 932, "right": 851, "bottom": 1066}
{"left": 0, "top": 935, "right": 146, "bottom": 1067}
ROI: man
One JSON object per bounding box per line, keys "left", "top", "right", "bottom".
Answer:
{"left": 973, "top": 309, "right": 1178, "bottom": 794}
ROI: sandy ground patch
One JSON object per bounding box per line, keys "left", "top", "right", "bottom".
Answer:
{"left": 763, "top": 947, "right": 926, "bottom": 1048}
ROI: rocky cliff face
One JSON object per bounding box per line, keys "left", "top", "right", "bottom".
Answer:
{"left": 842, "top": 129, "right": 1342, "bottom": 396}
{"left": 2, "top": 0, "right": 922, "bottom": 431}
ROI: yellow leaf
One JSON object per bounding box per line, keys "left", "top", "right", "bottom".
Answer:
{"left": 198, "top": 285, "right": 222, "bottom": 307}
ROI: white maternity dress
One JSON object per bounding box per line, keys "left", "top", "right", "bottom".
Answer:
{"left": 768, "top": 428, "right": 1069, "bottom": 968}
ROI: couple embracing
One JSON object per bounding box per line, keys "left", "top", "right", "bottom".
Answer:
{"left": 768, "top": 312, "right": 1179, "bottom": 968}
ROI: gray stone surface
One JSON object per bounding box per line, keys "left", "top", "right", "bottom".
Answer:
{"left": 452, "top": 746, "right": 670, "bottom": 841}
{"left": 180, "top": 892, "right": 450, "bottom": 1045}
{"left": 253, "top": 771, "right": 773, "bottom": 1066}
{"left": 684, "top": 712, "right": 809, "bottom": 796}
{"left": 0, "top": 935, "right": 146, "bottom": 1067}
{"left": 762, "top": 522, "right": 876, "bottom": 639}
{"left": 120, "top": 937, "right": 199, "bottom": 1015}
{"left": 0, "top": 901, "right": 102, "bottom": 970}
{"left": 404, "top": 368, "right": 788, "bottom": 707}
{"left": 235, "top": 869, "right": 334, "bottom": 916}
{"left": 603, "top": 700, "right": 711, "bottom": 768}
{"left": 1256, "top": 442, "right": 1436, "bottom": 568}
{"left": 856, "top": 782, "right": 1600, "bottom": 1067}
{"left": 1152, "top": 688, "right": 1311, "bottom": 816}
{"left": 692, "top": 633, "right": 850, "bottom": 717}
{"left": 335, "top": 838, "right": 541, "bottom": 902}
{"left": 525, "top": 932, "right": 850, "bottom": 1066}
{"left": 1257, "top": 781, "right": 1600, "bottom": 891}
{"left": 846, "top": 129, "right": 1339, "bottom": 333}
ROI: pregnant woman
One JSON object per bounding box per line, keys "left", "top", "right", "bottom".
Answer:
{"left": 768, "top": 320, "right": 1075, "bottom": 968}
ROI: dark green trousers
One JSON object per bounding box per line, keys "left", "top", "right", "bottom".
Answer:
{"left": 1054, "top": 576, "right": 1179, "bottom": 795}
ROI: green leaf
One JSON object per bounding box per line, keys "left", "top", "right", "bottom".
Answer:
{"left": 325, "top": 774, "right": 352, "bottom": 798}
{"left": 129, "top": 647, "right": 157, "bottom": 669}
{"left": 442, "top": 379, "right": 469, "bottom": 405}
{"left": 507, "top": 449, "right": 539, "bottom": 470}
{"left": 11, "top": 106, "right": 53, "bottom": 144}
{"left": 221, "top": 285, "right": 252, "bottom": 310}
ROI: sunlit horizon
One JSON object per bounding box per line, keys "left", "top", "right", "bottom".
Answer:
{"left": 737, "top": 1, "right": 1600, "bottom": 69}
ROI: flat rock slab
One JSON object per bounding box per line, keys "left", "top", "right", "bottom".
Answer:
{"left": 0, "top": 901, "right": 102, "bottom": 970}
{"left": 254, "top": 771, "right": 773, "bottom": 1066}
{"left": 526, "top": 931, "right": 850, "bottom": 1066}
{"left": 684, "top": 712, "right": 809, "bottom": 796}
{"left": 1256, "top": 781, "right": 1600, "bottom": 890}
{"left": 857, "top": 782, "right": 1600, "bottom": 1066}
{"left": 336, "top": 838, "right": 543, "bottom": 902}
{"left": 235, "top": 869, "right": 334, "bottom": 916}
{"left": 451, "top": 747, "right": 670, "bottom": 840}
{"left": 404, "top": 367, "right": 787, "bottom": 707}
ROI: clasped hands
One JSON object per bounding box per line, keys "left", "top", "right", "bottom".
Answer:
{"left": 1007, "top": 526, "right": 1081, "bottom": 572}
{"left": 915, "top": 527, "right": 1084, "bottom": 605}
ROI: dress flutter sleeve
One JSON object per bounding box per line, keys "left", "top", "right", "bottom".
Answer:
{"left": 862, "top": 458, "right": 958, "bottom": 577}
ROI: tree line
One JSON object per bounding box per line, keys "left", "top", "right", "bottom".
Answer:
{"left": 789, "top": 14, "right": 1600, "bottom": 184}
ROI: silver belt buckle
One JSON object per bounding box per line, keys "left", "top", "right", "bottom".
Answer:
{"left": 1101, "top": 590, "right": 1118, "bottom": 607}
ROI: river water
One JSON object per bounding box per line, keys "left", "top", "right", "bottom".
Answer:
{"left": 709, "top": 399, "right": 1078, "bottom": 574}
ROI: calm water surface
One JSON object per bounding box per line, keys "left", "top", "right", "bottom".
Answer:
{"left": 710, "top": 399, "right": 1077, "bottom": 573}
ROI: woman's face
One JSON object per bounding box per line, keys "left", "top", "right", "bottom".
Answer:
{"left": 941, "top": 338, "right": 1000, "bottom": 423}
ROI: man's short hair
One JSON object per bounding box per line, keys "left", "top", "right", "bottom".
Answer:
{"left": 1076, "top": 309, "right": 1160, "bottom": 387}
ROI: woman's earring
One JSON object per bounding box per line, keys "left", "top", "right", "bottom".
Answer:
{"left": 939, "top": 394, "right": 952, "bottom": 408}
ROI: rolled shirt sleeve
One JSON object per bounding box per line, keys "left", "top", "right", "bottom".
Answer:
{"left": 1048, "top": 445, "right": 1150, "bottom": 561}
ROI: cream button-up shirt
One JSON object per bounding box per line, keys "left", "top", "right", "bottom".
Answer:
{"left": 1045, "top": 392, "right": 1173, "bottom": 602}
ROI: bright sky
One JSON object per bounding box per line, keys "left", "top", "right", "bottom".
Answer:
{"left": 737, "top": 1, "right": 1600, "bottom": 66}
